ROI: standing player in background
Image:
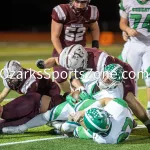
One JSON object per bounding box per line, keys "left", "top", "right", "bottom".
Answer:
{"left": 36, "top": 0, "right": 100, "bottom": 92}
{"left": 119, "top": 0, "right": 150, "bottom": 116}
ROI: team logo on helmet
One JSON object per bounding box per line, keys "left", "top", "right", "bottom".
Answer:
{"left": 84, "top": 108, "right": 112, "bottom": 134}
{"left": 59, "top": 44, "right": 88, "bottom": 71}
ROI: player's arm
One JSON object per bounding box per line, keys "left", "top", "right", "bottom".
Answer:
{"left": 89, "top": 21, "right": 100, "bottom": 48}
{"left": 0, "top": 87, "right": 11, "bottom": 103}
{"left": 51, "top": 19, "right": 63, "bottom": 54}
{"left": 73, "top": 98, "right": 113, "bottom": 122}
{"left": 36, "top": 57, "right": 59, "bottom": 69}
{"left": 119, "top": 16, "right": 138, "bottom": 37}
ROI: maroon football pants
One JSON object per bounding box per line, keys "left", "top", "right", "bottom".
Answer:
{"left": 0, "top": 93, "right": 65, "bottom": 129}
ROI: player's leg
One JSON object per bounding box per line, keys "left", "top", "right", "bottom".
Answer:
{"left": 125, "top": 92, "right": 150, "bottom": 133}
{"left": 1, "top": 93, "right": 42, "bottom": 120}
{"left": 118, "top": 41, "right": 130, "bottom": 62}
{"left": 142, "top": 49, "right": 150, "bottom": 116}
{"left": 73, "top": 126, "right": 93, "bottom": 139}
{"left": 0, "top": 102, "right": 74, "bottom": 134}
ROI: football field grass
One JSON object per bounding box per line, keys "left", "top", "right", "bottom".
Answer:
{"left": 0, "top": 42, "right": 150, "bottom": 150}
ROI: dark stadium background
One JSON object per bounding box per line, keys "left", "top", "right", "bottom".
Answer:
{"left": 0, "top": 0, "right": 121, "bottom": 32}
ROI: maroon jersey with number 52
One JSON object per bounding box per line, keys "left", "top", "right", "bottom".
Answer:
{"left": 51, "top": 4, "right": 99, "bottom": 48}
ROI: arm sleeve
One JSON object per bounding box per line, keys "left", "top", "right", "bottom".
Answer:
{"left": 119, "top": 0, "right": 128, "bottom": 19}
{"left": 51, "top": 5, "right": 66, "bottom": 23}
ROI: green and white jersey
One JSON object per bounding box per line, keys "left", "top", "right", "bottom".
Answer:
{"left": 80, "top": 71, "right": 124, "bottom": 100}
{"left": 119, "top": 0, "right": 150, "bottom": 44}
{"left": 93, "top": 99, "right": 133, "bottom": 144}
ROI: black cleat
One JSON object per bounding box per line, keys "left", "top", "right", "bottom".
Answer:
{"left": 146, "top": 124, "right": 150, "bottom": 133}
{"left": 133, "top": 120, "right": 138, "bottom": 128}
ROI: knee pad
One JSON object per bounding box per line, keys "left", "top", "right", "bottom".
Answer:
{"left": 61, "top": 121, "right": 80, "bottom": 133}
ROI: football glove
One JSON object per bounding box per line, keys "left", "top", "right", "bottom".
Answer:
{"left": 36, "top": 59, "right": 45, "bottom": 69}
{"left": 79, "top": 90, "right": 93, "bottom": 101}
{"left": 66, "top": 95, "right": 76, "bottom": 107}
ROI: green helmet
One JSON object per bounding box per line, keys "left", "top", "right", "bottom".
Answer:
{"left": 84, "top": 108, "right": 112, "bottom": 133}
{"left": 98, "top": 63, "right": 124, "bottom": 89}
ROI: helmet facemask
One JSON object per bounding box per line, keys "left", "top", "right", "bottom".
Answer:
{"left": 70, "top": 0, "right": 90, "bottom": 14}
{"left": 97, "top": 64, "right": 124, "bottom": 90}
{"left": 3, "top": 60, "right": 24, "bottom": 89}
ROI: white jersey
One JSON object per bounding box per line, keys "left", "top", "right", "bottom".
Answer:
{"left": 93, "top": 99, "right": 133, "bottom": 144}
{"left": 119, "top": 0, "right": 150, "bottom": 45}
{"left": 80, "top": 71, "right": 124, "bottom": 100}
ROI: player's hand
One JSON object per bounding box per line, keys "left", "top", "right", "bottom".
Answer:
{"left": 73, "top": 111, "right": 85, "bottom": 122}
{"left": 66, "top": 95, "right": 76, "bottom": 107}
{"left": 122, "top": 31, "right": 128, "bottom": 41}
{"left": 125, "top": 27, "right": 139, "bottom": 37}
{"left": 79, "top": 90, "right": 93, "bottom": 101}
{"left": 93, "top": 133, "right": 106, "bottom": 144}
{"left": 36, "top": 59, "right": 45, "bottom": 69}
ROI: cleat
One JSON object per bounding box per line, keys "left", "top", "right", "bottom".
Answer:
{"left": 133, "top": 120, "right": 138, "bottom": 128}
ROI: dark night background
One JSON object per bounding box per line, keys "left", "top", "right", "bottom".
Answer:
{"left": 0, "top": 0, "right": 121, "bottom": 32}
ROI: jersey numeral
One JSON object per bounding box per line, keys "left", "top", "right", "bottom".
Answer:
{"left": 117, "top": 117, "right": 133, "bottom": 143}
{"left": 130, "top": 14, "right": 150, "bottom": 32}
{"left": 65, "top": 26, "right": 86, "bottom": 42}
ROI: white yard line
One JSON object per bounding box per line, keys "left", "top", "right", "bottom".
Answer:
{"left": 0, "top": 136, "right": 66, "bottom": 147}
{"left": 135, "top": 125, "right": 146, "bottom": 129}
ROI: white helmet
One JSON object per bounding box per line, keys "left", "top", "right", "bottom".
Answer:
{"left": 97, "top": 63, "right": 124, "bottom": 90}
{"left": 59, "top": 44, "right": 88, "bottom": 71}
{"left": 2, "top": 60, "right": 24, "bottom": 89}
{"left": 3, "top": 60, "right": 23, "bottom": 79}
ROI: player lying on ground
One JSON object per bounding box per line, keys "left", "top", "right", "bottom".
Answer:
{"left": 36, "top": 44, "right": 150, "bottom": 133}
{"left": 0, "top": 93, "right": 65, "bottom": 128}
{"left": 0, "top": 60, "right": 61, "bottom": 104}
{"left": 0, "top": 95, "right": 133, "bottom": 144}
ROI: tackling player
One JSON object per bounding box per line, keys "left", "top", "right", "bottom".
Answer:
{"left": 0, "top": 60, "right": 61, "bottom": 103}
{"left": 36, "top": 44, "right": 150, "bottom": 133}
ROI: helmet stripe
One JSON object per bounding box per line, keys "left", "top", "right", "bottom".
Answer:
{"left": 85, "top": 113, "right": 108, "bottom": 132}
{"left": 54, "top": 6, "right": 66, "bottom": 21}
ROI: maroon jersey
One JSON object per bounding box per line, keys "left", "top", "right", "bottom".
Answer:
{"left": 4, "top": 68, "right": 60, "bottom": 97}
{"left": 51, "top": 4, "right": 99, "bottom": 48}
{"left": 85, "top": 47, "right": 136, "bottom": 99}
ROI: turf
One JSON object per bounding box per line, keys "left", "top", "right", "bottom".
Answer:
{"left": 0, "top": 43, "right": 149, "bottom": 150}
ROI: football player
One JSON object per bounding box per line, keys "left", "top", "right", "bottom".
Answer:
{"left": 0, "top": 60, "right": 61, "bottom": 103}
{"left": 0, "top": 64, "right": 125, "bottom": 134}
{"left": 36, "top": 0, "right": 100, "bottom": 92}
{"left": 36, "top": 44, "right": 150, "bottom": 133}
{"left": 0, "top": 97, "right": 134, "bottom": 144}
{"left": 0, "top": 93, "right": 65, "bottom": 128}
{"left": 119, "top": 0, "right": 150, "bottom": 115}
{"left": 73, "top": 98, "right": 133, "bottom": 144}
